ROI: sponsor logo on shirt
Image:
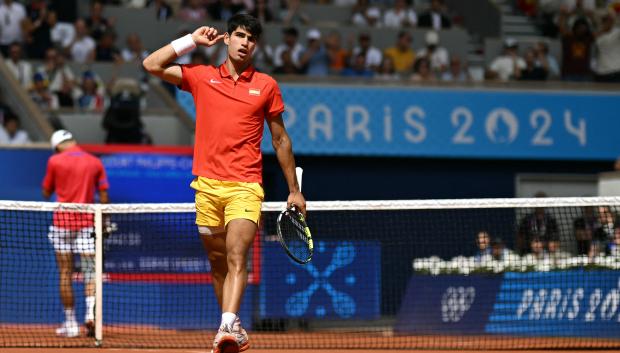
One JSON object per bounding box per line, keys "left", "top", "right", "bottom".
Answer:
{"left": 209, "top": 78, "right": 222, "bottom": 84}
{"left": 249, "top": 88, "right": 261, "bottom": 96}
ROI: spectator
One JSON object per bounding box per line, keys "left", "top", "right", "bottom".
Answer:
{"left": 103, "top": 78, "right": 147, "bottom": 144}
{"left": 519, "top": 47, "right": 549, "bottom": 80}
{"left": 441, "top": 56, "right": 470, "bottom": 82}
{"left": 24, "top": 1, "right": 53, "bottom": 59}
{"left": 0, "top": 0, "right": 27, "bottom": 57}
{"left": 559, "top": 15, "right": 594, "bottom": 81}
{"left": 121, "top": 33, "right": 149, "bottom": 63}
{"left": 360, "top": 6, "right": 382, "bottom": 27}
{"left": 38, "top": 48, "right": 76, "bottom": 108}
{"left": 280, "top": 0, "right": 310, "bottom": 26}
{"left": 190, "top": 50, "right": 209, "bottom": 65}
{"left": 547, "top": 237, "right": 570, "bottom": 264}
{"left": 417, "top": 30, "right": 449, "bottom": 75}
{"left": 84, "top": 0, "right": 113, "bottom": 41}
{"left": 351, "top": 0, "right": 381, "bottom": 27}
{"left": 383, "top": 0, "right": 417, "bottom": 28}
{"left": 474, "top": 230, "right": 492, "bottom": 263}
{"left": 5, "top": 42, "right": 33, "bottom": 89}
{"left": 0, "top": 114, "right": 30, "bottom": 144}
{"left": 178, "top": 0, "right": 208, "bottom": 22}
{"left": 418, "top": 0, "right": 451, "bottom": 30}
{"left": 69, "top": 19, "right": 96, "bottom": 64}
{"left": 491, "top": 237, "right": 513, "bottom": 262}
{"left": 523, "top": 236, "right": 549, "bottom": 262}
{"left": 273, "top": 27, "right": 304, "bottom": 74}
{"left": 592, "top": 205, "right": 618, "bottom": 254}
{"left": 383, "top": 31, "right": 416, "bottom": 75}
{"left": 351, "top": 32, "right": 382, "bottom": 72}
{"left": 534, "top": 41, "right": 560, "bottom": 79}
{"left": 251, "top": 0, "right": 275, "bottom": 23}
{"left": 375, "top": 55, "right": 400, "bottom": 81}
{"left": 207, "top": 0, "right": 245, "bottom": 22}
{"left": 252, "top": 37, "right": 274, "bottom": 73}
{"left": 486, "top": 37, "right": 526, "bottom": 81}
{"left": 96, "top": 29, "right": 122, "bottom": 63}
{"left": 147, "top": 0, "right": 174, "bottom": 22}
{"left": 299, "top": 28, "right": 329, "bottom": 77}
{"left": 49, "top": 10, "right": 76, "bottom": 50}
{"left": 341, "top": 52, "right": 374, "bottom": 77}
{"left": 516, "top": 192, "right": 559, "bottom": 255}
{"left": 0, "top": 98, "right": 17, "bottom": 125}
{"left": 49, "top": 0, "right": 78, "bottom": 23}
{"left": 30, "top": 72, "right": 59, "bottom": 112}
{"left": 608, "top": 225, "right": 620, "bottom": 257}
{"left": 77, "top": 71, "right": 105, "bottom": 112}
{"left": 410, "top": 57, "right": 436, "bottom": 82}
{"left": 574, "top": 205, "right": 598, "bottom": 255}
{"left": 593, "top": 12, "right": 620, "bottom": 82}
{"left": 325, "top": 31, "right": 350, "bottom": 75}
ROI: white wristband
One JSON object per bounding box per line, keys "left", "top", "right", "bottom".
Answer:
{"left": 171, "top": 34, "right": 196, "bottom": 56}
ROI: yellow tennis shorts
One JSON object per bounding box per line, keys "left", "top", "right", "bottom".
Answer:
{"left": 191, "top": 176, "right": 264, "bottom": 227}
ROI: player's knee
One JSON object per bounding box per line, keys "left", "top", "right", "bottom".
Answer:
{"left": 226, "top": 252, "right": 247, "bottom": 272}
{"left": 81, "top": 257, "right": 95, "bottom": 283}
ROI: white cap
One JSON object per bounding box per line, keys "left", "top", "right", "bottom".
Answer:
{"left": 366, "top": 7, "right": 381, "bottom": 19}
{"left": 50, "top": 130, "right": 73, "bottom": 149}
{"left": 425, "top": 31, "right": 439, "bottom": 45}
{"left": 306, "top": 28, "right": 321, "bottom": 40}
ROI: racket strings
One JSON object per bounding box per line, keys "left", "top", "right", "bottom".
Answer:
{"left": 280, "top": 213, "right": 312, "bottom": 261}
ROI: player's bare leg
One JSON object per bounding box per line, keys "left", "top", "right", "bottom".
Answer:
{"left": 201, "top": 231, "right": 240, "bottom": 353}
{"left": 201, "top": 232, "right": 227, "bottom": 307}
{"left": 55, "top": 253, "right": 79, "bottom": 337}
{"left": 82, "top": 254, "right": 96, "bottom": 337}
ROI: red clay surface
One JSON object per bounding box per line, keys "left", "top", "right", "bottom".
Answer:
{"left": 1, "top": 324, "right": 619, "bottom": 352}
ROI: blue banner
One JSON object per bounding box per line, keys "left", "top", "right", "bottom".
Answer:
{"left": 487, "top": 270, "right": 620, "bottom": 338}
{"left": 396, "top": 271, "right": 620, "bottom": 338}
{"left": 178, "top": 85, "right": 620, "bottom": 160}
{"left": 100, "top": 153, "right": 194, "bottom": 202}
{"left": 260, "top": 240, "right": 381, "bottom": 319}
{"left": 395, "top": 274, "right": 502, "bottom": 334}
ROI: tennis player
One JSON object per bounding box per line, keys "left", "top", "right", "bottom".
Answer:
{"left": 42, "top": 130, "right": 109, "bottom": 338}
{"left": 143, "top": 13, "right": 306, "bottom": 353}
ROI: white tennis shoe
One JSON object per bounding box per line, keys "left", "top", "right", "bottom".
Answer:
{"left": 55, "top": 321, "right": 79, "bottom": 338}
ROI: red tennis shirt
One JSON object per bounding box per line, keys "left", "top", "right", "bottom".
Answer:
{"left": 42, "top": 145, "right": 109, "bottom": 230}
{"left": 181, "top": 62, "right": 285, "bottom": 184}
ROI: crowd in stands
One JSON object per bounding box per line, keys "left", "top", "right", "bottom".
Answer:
{"left": 0, "top": 0, "right": 619, "bottom": 144}
{"left": 415, "top": 192, "right": 620, "bottom": 275}
{"left": 510, "top": 0, "right": 620, "bottom": 82}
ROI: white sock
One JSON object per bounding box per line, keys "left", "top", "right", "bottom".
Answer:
{"left": 221, "top": 312, "right": 237, "bottom": 330}
{"left": 85, "top": 296, "right": 95, "bottom": 321}
{"left": 64, "top": 308, "right": 77, "bottom": 324}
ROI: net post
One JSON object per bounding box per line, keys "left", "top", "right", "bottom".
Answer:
{"left": 94, "top": 205, "right": 103, "bottom": 345}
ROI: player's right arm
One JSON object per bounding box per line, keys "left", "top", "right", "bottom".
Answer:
{"left": 142, "top": 26, "right": 225, "bottom": 86}
{"left": 42, "top": 158, "right": 55, "bottom": 200}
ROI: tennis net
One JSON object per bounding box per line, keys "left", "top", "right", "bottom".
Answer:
{"left": 1, "top": 198, "right": 620, "bottom": 349}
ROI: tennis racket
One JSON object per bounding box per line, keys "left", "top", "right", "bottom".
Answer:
{"left": 276, "top": 167, "right": 313, "bottom": 264}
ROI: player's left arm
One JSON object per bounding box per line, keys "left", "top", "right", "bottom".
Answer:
{"left": 267, "top": 114, "right": 306, "bottom": 216}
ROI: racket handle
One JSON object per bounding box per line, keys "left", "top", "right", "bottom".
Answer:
{"left": 295, "top": 167, "right": 303, "bottom": 192}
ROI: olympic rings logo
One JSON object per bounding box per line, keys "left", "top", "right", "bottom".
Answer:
{"left": 441, "top": 286, "right": 476, "bottom": 322}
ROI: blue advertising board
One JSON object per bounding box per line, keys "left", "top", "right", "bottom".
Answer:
{"left": 177, "top": 85, "right": 620, "bottom": 160}
{"left": 396, "top": 270, "right": 620, "bottom": 338}
{"left": 395, "top": 274, "right": 502, "bottom": 334}
{"left": 100, "top": 153, "right": 194, "bottom": 203}
{"left": 487, "top": 270, "right": 620, "bottom": 338}
{"left": 260, "top": 240, "right": 381, "bottom": 319}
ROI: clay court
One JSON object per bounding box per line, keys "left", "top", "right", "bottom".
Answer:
{"left": 2, "top": 324, "right": 619, "bottom": 353}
